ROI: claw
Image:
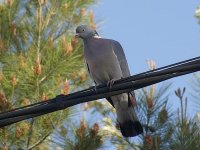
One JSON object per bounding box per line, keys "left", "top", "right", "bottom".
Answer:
{"left": 107, "top": 79, "right": 116, "bottom": 89}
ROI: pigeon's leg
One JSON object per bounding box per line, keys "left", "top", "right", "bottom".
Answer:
{"left": 91, "top": 81, "right": 98, "bottom": 93}
{"left": 89, "top": 84, "right": 98, "bottom": 93}
{"left": 107, "top": 79, "right": 117, "bottom": 89}
{"left": 94, "top": 85, "right": 98, "bottom": 93}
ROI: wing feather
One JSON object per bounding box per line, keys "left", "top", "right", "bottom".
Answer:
{"left": 111, "top": 40, "right": 136, "bottom": 107}
{"left": 111, "top": 40, "right": 131, "bottom": 77}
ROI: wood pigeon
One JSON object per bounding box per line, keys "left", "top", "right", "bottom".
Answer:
{"left": 75, "top": 25, "right": 143, "bottom": 137}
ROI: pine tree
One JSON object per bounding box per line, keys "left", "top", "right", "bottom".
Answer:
{"left": 51, "top": 118, "right": 103, "bottom": 149}
{"left": 0, "top": 0, "right": 99, "bottom": 149}
{"left": 169, "top": 88, "right": 200, "bottom": 150}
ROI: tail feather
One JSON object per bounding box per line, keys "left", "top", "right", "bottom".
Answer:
{"left": 111, "top": 93, "right": 143, "bottom": 137}
{"left": 119, "top": 120, "right": 143, "bottom": 137}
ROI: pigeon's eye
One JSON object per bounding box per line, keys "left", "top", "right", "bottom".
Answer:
{"left": 82, "top": 29, "right": 85, "bottom": 32}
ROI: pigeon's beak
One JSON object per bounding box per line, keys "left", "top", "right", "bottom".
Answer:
{"left": 75, "top": 33, "right": 80, "bottom": 38}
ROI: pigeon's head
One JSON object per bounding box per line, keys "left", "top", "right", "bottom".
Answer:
{"left": 75, "top": 25, "right": 98, "bottom": 39}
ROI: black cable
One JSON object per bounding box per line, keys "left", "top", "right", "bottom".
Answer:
{"left": 0, "top": 69, "right": 198, "bottom": 127}
{"left": 0, "top": 59, "right": 199, "bottom": 118}
{"left": 0, "top": 57, "right": 199, "bottom": 127}
{"left": 0, "top": 61, "right": 198, "bottom": 118}
{"left": 1, "top": 56, "right": 199, "bottom": 114}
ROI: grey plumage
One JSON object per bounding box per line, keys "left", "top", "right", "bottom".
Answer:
{"left": 76, "top": 25, "right": 143, "bottom": 137}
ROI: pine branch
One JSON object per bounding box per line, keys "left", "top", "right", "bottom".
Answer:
{"left": 26, "top": 118, "right": 35, "bottom": 149}
{"left": 0, "top": 56, "right": 199, "bottom": 127}
{"left": 28, "top": 132, "right": 51, "bottom": 150}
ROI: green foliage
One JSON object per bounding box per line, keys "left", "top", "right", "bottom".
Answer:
{"left": 52, "top": 119, "right": 104, "bottom": 150}
{"left": 0, "top": 0, "right": 97, "bottom": 149}
{"left": 136, "top": 84, "right": 174, "bottom": 150}
{"left": 170, "top": 88, "right": 200, "bottom": 150}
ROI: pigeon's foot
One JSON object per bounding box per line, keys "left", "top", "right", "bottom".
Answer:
{"left": 107, "top": 79, "right": 116, "bottom": 89}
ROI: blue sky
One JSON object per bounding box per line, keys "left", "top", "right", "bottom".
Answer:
{"left": 94, "top": 0, "right": 200, "bottom": 116}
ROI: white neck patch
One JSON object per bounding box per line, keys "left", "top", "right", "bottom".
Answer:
{"left": 93, "top": 35, "right": 101, "bottom": 38}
